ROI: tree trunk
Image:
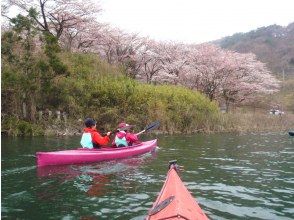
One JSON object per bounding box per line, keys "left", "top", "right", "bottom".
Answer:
{"left": 209, "top": 93, "right": 214, "bottom": 101}
{"left": 28, "top": 93, "right": 36, "bottom": 122}
{"left": 225, "top": 99, "right": 230, "bottom": 113}
{"left": 22, "top": 93, "right": 27, "bottom": 119}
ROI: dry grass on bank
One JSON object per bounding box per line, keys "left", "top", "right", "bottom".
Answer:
{"left": 217, "top": 111, "right": 294, "bottom": 133}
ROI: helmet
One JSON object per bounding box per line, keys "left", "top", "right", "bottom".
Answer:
{"left": 84, "top": 118, "right": 96, "bottom": 128}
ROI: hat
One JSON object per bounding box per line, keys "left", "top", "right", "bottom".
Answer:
{"left": 84, "top": 118, "right": 96, "bottom": 127}
{"left": 117, "top": 122, "right": 133, "bottom": 130}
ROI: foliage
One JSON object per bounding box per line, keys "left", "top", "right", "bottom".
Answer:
{"left": 1, "top": 13, "right": 40, "bottom": 122}
{"left": 217, "top": 109, "right": 294, "bottom": 133}
{"left": 1, "top": 9, "right": 71, "bottom": 122}
{"left": 2, "top": 48, "right": 220, "bottom": 135}
{"left": 2, "top": 116, "right": 44, "bottom": 136}
{"left": 263, "top": 77, "right": 294, "bottom": 112}
{"left": 51, "top": 53, "right": 220, "bottom": 133}
{"left": 43, "top": 32, "right": 69, "bottom": 76}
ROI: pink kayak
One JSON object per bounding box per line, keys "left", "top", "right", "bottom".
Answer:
{"left": 36, "top": 139, "right": 157, "bottom": 167}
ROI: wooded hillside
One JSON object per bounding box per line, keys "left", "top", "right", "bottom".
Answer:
{"left": 214, "top": 23, "right": 294, "bottom": 77}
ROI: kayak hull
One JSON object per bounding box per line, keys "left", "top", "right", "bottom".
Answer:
{"left": 36, "top": 139, "right": 157, "bottom": 167}
{"left": 147, "top": 164, "right": 209, "bottom": 220}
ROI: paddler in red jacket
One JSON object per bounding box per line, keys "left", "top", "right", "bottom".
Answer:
{"left": 80, "top": 118, "right": 111, "bottom": 149}
{"left": 113, "top": 122, "right": 141, "bottom": 147}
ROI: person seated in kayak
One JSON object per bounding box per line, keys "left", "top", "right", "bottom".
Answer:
{"left": 113, "top": 122, "right": 140, "bottom": 147}
{"left": 80, "top": 118, "right": 111, "bottom": 149}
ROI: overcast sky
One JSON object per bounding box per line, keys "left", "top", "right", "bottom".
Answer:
{"left": 99, "top": 0, "right": 294, "bottom": 44}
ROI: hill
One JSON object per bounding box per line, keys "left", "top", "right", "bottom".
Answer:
{"left": 214, "top": 22, "right": 294, "bottom": 78}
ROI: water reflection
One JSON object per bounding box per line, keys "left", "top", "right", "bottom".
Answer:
{"left": 37, "top": 152, "right": 157, "bottom": 199}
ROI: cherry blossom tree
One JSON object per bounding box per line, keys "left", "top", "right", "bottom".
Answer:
{"left": 6, "top": 0, "right": 101, "bottom": 39}
{"left": 154, "top": 42, "right": 190, "bottom": 84}
{"left": 134, "top": 40, "right": 166, "bottom": 83}
{"left": 221, "top": 53, "right": 280, "bottom": 110}
{"left": 181, "top": 43, "right": 279, "bottom": 109}
{"left": 183, "top": 44, "right": 234, "bottom": 100}
{"left": 98, "top": 29, "right": 144, "bottom": 65}
{"left": 59, "top": 21, "right": 106, "bottom": 52}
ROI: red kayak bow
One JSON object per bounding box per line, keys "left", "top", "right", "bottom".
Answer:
{"left": 147, "top": 160, "right": 209, "bottom": 220}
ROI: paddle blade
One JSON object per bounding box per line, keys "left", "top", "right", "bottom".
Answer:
{"left": 145, "top": 121, "right": 160, "bottom": 132}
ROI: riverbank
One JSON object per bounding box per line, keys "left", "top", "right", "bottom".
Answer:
{"left": 57, "top": 112, "right": 294, "bottom": 135}
{"left": 2, "top": 49, "right": 293, "bottom": 137}
{"left": 2, "top": 111, "right": 293, "bottom": 137}
{"left": 216, "top": 111, "right": 294, "bottom": 134}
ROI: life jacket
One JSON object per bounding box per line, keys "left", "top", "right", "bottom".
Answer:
{"left": 80, "top": 132, "right": 93, "bottom": 149}
{"left": 80, "top": 127, "right": 109, "bottom": 149}
{"left": 114, "top": 131, "right": 128, "bottom": 147}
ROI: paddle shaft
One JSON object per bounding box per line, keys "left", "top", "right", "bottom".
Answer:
{"left": 136, "top": 130, "right": 146, "bottom": 136}
{"left": 104, "top": 121, "right": 160, "bottom": 136}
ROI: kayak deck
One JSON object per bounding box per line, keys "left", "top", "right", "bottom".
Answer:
{"left": 147, "top": 163, "right": 209, "bottom": 220}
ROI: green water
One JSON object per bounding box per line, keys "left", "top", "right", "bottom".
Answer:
{"left": 1, "top": 133, "right": 294, "bottom": 219}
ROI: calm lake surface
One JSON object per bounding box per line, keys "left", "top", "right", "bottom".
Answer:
{"left": 1, "top": 133, "right": 294, "bottom": 220}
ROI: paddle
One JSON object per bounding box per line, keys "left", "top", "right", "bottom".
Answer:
{"left": 103, "top": 121, "right": 160, "bottom": 136}
{"left": 136, "top": 121, "right": 160, "bottom": 136}
{"left": 102, "top": 125, "right": 134, "bottom": 136}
